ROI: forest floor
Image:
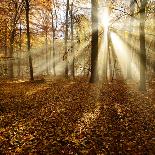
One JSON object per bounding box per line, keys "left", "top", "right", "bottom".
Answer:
{"left": 0, "top": 77, "right": 155, "bottom": 154}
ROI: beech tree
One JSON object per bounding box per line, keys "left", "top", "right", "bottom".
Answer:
{"left": 8, "top": 0, "right": 24, "bottom": 78}
{"left": 70, "top": 2, "right": 75, "bottom": 78}
{"left": 139, "top": 0, "right": 148, "bottom": 91}
{"left": 127, "top": 0, "right": 135, "bottom": 80}
{"left": 25, "top": 0, "right": 34, "bottom": 81}
{"left": 89, "top": 0, "right": 99, "bottom": 83}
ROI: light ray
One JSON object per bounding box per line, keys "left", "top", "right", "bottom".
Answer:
{"left": 110, "top": 32, "right": 140, "bottom": 80}
{"left": 98, "top": 6, "right": 111, "bottom": 80}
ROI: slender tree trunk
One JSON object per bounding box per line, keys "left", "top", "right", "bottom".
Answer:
{"left": 70, "top": 2, "right": 75, "bottom": 78}
{"left": 8, "top": 1, "right": 19, "bottom": 78}
{"left": 103, "top": 32, "right": 108, "bottom": 82}
{"left": 108, "top": 36, "right": 112, "bottom": 82}
{"left": 8, "top": 2, "right": 18, "bottom": 79}
{"left": 8, "top": 29, "right": 15, "bottom": 78}
{"left": 49, "top": 40, "right": 52, "bottom": 74}
{"left": 127, "top": 2, "right": 135, "bottom": 79}
{"left": 52, "top": 13, "right": 56, "bottom": 76}
{"left": 110, "top": 38, "right": 117, "bottom": 81}
{"left": 18, "top": 20, "right": 22, "bottom": 77}
{"left": 153, "top": 7, "right": 155, "bottom": 73}
{"left": 4, "top": 21, "right": 8, "bottom": 75}
{"left": 139, "top": 0, "right": 147, "bottom": 91}
{"left": 4, "top": 21, "right": 7, "bottom": 57}
{"left": 89, "top": 0, "right": 99, "bottom": 83}
{"left": 64, "top": 0, "right": 69, "bottom": 78}
{"left": 25, "top": 0, "right": 34, "bottom": 81}
{"left": 45, "top": 29, "right": 48, "bottom": 74}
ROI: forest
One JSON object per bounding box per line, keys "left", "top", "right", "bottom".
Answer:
{"left": 0, "top": 0, "right": 155, "bottom": 154}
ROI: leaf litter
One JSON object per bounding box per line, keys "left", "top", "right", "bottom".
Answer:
{"left": 0, "top": 78, "right": 155, "bottom": 154}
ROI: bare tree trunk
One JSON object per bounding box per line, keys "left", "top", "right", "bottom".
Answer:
{"left": 108, "top": 35, "right": 112, "bottom": 82}
{"left": 139, "top": 0, "right": 147, "bottom": 91}
{"left": 52, "top": 13, "right": 56, "bottom": 76}
{"left": 8, "top": 29, "right": 15, "bottom": 78}
{"left": 153, "top": 7, "right": 155, "bottom": 73}
{"left": 8, "top": 2, "right": 18, "bottom": 79}
{"left": 25, "top": 0, "right": 34, "bottom": 81}
{"left": 64, "top": 0, "right": 69, "bottom": 78}
{"left": 4, "top": 21, "right": 8, "bottom": 75}
{"left": 127, "top": 2, "right": 135, "bottom": 79}
{"left": 70, "top": 2, "right": 75, "bottom": 78}
{"left": 18, "top": 20, "right": 22, "bottom": 77}
{"left": 89, "top": 0, "right": 99, "bottom": 83}
{"left": 103, "top": 34, "right": 108, "bottom": 82}
{"left": 4, "top": 21, "right": 7, "bottom": 57}
{"left": 45, "top": 29, "right": 48, "bottom": 74}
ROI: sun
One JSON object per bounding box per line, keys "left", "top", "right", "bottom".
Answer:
{"left": 99, "top": 7, "right": 110, "bottom": 32}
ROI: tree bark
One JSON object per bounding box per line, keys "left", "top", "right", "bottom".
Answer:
{"left": 52, "top": 13, "right": 56, "bottom": 76}
{"left": 89, "top": 0, "right": 99, "bottom": 83}
{"left": 127, "top": 1, "right": 135, "bottom": 79}
{"left": 64, "top": 0, "right": 69, "bottom": 78}
{"left": 18, "top": 20, "right": 22, "bottom": 77}
{"left": 25, "top": 0, "right": 34, "bottom": 81}
{"left": 45, "top": 28, "right": 48, "bottom": 75}
{"left": 70, "top": 3, "right": 75, "bottom": 78}
{"left": 4, "top": 21, "right": 7, "bottom": 57}
{"left": 8, "top": 28, "right": 15, "bottom": 78}
{"left": 139, "top": 0, "right": 147, "bottom": 91}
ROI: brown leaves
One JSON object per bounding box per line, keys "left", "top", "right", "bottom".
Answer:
{"left": 0, "top": 78, "right": 155, "bottom": 154}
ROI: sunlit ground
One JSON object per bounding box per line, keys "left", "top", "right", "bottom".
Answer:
{"left": 0, "top": 76, "right": 155, "bottom": 154}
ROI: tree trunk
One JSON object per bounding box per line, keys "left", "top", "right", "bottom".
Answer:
{"left": 4, "top": 21, "right": 7, "bottom": 57}
{"left": 89, "top": 0, "right": 99, "bottom": 83}
{"left": 108, "top": 37, "right": 112, "bottom": 82}
{"left": 64, "top": 0, "right": 69, "bottom": 78}
{"left": 70, "top": 2, "right": 75, "bottom": 78}
{"left": 18, "top": 20, "right": 22, "bottom": 77}
{"left": 4, "top": 21, "right": 8, "bottom": 75}
{"left": 25, "top": 0, "right": 34, "bottom": 81}
{"left": 127, "top": 2, "right": 135, "bottom": 79}
{"left": 139, "top": 0, "right": 147, "bottom": 91}
{"left": 52, "top": 13, "right": 56, "bottom": 76}
{"left": 45, "top": 29, "right": 48, "bottom": 74}
{"left": 102, "top": 31, "right": 108, "bottom": 82}
{"left": 8, "top": 29, "right": 15, "bottom": 78}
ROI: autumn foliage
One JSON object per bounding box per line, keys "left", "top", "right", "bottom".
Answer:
{"left": 0, "top": 78, "right": 155, "bottom": 154}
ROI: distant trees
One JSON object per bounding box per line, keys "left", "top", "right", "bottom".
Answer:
{"left": 0, "top": 0, "right": 154, "bottom": 90}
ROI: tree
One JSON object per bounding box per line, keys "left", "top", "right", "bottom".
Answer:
{"left": 127, "top": 1, "right": 135, "bottom": 80}
{"left": 7, "top": 0, "right": 24, "bottom": 78}
{"left": 70, "top": 2, "right": 75, "bottom": 78}
{"left": 25, "top": 0, "right": 34, "bottom": 81}
{"left": 64, "top": 0, "right": 69, "bottom": 78}
{"left": 139, "top": 0, "right": 148, "bottom": 91}
{"left": 52, "top": 9, "right": 56, "bottom": 76}
{"left": 89, "top": 0, "right": 99, "bottom": 83}
{"left": 17, "top": 19, "right": 22, "bottom": 77}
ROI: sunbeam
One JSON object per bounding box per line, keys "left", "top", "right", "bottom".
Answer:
{"left": 98, "top": 6, "right": 111, "bottom": 80}
{"left": 110, "top": 32, "right": 140, "bottom": 80}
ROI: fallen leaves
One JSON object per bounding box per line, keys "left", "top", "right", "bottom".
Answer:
{"left": 0, "top": 78, "right": 155, "bottom": 154}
